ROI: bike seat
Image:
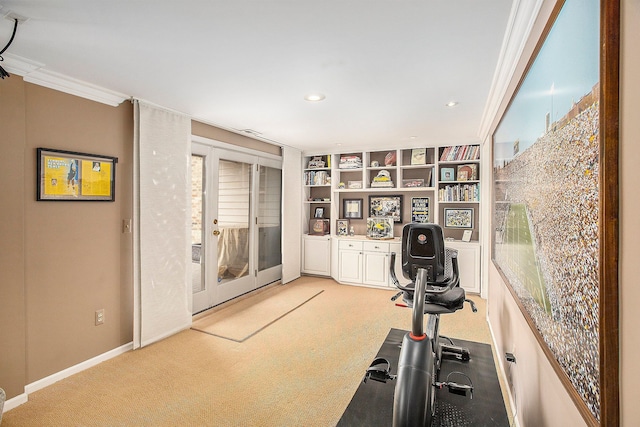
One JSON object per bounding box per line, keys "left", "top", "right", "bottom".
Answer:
{"left": 424, "top": 287, "right": 466, "bottom": 314}
{"left": 401, "top": 286, "right": 466, "bottom": 314}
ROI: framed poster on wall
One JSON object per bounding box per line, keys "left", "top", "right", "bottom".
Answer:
{"left": 490, "top": 0, "right": 619, "bottom": 424}
{"left": 37, "top": 148, "right": 118, "bottom": 201}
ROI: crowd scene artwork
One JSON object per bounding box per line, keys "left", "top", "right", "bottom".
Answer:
{"left": 493, "top": 89, "right": 600, "bottom": 418}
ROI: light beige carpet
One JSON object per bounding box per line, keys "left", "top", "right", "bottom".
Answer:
{"left": 191, "top": 284, "right": 324, "bottom": 342}
{"left": 2, "top": 276, "right": 511, "bottom": 426}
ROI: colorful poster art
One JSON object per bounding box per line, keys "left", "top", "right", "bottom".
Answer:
{"left": 37, "top": 148, "right": 117, "bottom": 201}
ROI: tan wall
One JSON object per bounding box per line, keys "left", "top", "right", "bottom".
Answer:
{"left": 192, "top": 120, "right": 281, "bottom": 156}
{"left": 488, "top": 0, "right": 637, "bottom": 425}
{"left": 0, "top": 78, "right": 285, "bottom": 400}
{"left": 0, "top": 77, "right": 134, "bottom": 396}
{"left": 0, "top": 73, "right": 27, "bottom": 398}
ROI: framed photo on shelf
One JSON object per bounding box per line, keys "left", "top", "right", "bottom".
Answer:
{"left": 37, "top": 147, "right": 118, "bottom": 201}
{"left": 444, "top": 208, "right": 473, "bottom": 229}
{"left": 314, "top": 207, "right": 325, "bottom": 218}
{"left": 411, "top": 148, "right": 426, "bottom": 165}
{"left": 440, "top": 167, "right": 455, "bottom": 182}
{"left": 336, "top": 219, "right": 350, "bottom": 236}
{"left": 369, "top": 195, "right": 402, "bottom": 223}
{"left": 343, "top": 198, "right": 363, "bottom": 219}
{"left": 457, "top": 164, "right": 477, "bottom": 181}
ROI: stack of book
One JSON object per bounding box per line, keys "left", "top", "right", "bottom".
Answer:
{"left": 339, "top": 156, "right": 363, "bottom": 169}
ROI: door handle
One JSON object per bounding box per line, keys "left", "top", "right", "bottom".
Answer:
{"left": 213, "top": 230, "right": 220, "bottom": 236}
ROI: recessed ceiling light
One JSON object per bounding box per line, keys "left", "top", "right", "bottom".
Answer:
{"left": 305, "top": 93, "right": 326, "bottom": 102}
{"left": 445, "top": 101, "right": 459, "bottom": 108}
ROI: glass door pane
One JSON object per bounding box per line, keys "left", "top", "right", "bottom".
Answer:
{"left": 191, "top": 154, "right": 208, "bottom": 313}
{"left": 217, "top": 159, "right": 251, "bottom": 282}
{"left": 258, "top": 166, "right": 282, "bottom": 280}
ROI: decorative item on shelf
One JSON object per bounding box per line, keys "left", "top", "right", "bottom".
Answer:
{"left": 462, "top": 230, "right": 473, "bottom": 242}
{"left": 411, "top": 197, "right": 430, "bottom": 223}
{"left": 411, "top": 148, "right": 426, "bottom": 165}
{"left": 339, "top": 155, "right": 363, "bottom": 169}
{"left": 440, "top": 167, "right": 455, "bottom": 181}
{"left": 369, "top": 195, "right": 402, "bottom": 223}
{"left": 307, "top": 156, "right": 326, "bottom": 169}
{"left": 371, "top": 170, "right": 394, "bottom": 188}
{"left": 343, "top": 198, "right": 363, "bottom": 219}
{"left": 402, "top": 179, "right": 424, "bottom": 188}
{"left": 338, "top": 182, "right": 346, "bottom": 189}
{"left": 444, "top": 208, "right": 473, "bottom": 229}
{"left": 349, "top": 225, "right": 355, "bottom": 236}
{"left": 457, "top": 164, "right": 478, "bottom": 181}
{"left": 384, "top": 151, "right": 396, "bottom": 166}
{"left": 348, "top": 181, "right": 363, "bottom": 189}
{"left": 367, "top": 217, "right": 394, "bottom": 240}
{"left": 314, "top": 207, "right": 325, "bottom": 218}
{"left": 309, "top": 218, "right": 330, "bottom": 235}
{"left": 371, "top": 160, "right": 380, "bottom": 167}
{"left": 337, "top": 219, "right": 350, "bottom": 236}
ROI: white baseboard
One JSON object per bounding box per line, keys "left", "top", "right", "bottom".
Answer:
{"left": 3, "top": 393, "right": 28, "bottom": 412}
{"left": 2, "top": 342, "right": 133, "bottom": 413}
{"left": 488, "top": 321, "right": 521, "bottom": 427}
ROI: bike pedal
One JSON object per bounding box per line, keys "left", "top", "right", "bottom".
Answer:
{"left": 460, "top": 348, "right": 470, "bottom": 361}
{"left": 363, "top": 358, "right": 397, "bottom": 384}
{"left": 445, "top": 382, "right": 473, "bottom": 398}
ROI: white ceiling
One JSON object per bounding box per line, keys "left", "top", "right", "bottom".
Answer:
{"left": 0, "top": 0, "right": 513, "bottom": 153}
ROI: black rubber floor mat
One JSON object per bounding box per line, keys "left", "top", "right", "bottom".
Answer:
{"left": 338, "top": 328, "right": 510, "bottom": 427}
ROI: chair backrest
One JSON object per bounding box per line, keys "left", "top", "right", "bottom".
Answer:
{"left": 401, "top": 223, "right": 446, "bottom": 283}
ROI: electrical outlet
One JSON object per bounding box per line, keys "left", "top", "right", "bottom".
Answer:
{"left": 95, "top": 309, "right": 105, "bottom": 325}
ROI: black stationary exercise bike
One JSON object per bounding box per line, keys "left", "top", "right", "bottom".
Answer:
{"left": 364, "top": 223, "right": 477, "bottom": 427}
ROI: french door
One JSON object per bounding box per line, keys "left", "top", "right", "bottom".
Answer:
{"left": 191, "top": 142, "right": 282, "bottom": 313}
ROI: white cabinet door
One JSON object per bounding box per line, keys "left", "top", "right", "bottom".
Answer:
{"left": 338, "top": 250, "right": 363, "bottom": 283}
{"left": 302, "top": 236, "right": 331, "bottom": 276}
{"left": 363, "top": 251, "right": 390, "bottom": 287}
{"left": 446, "top": 241, "right": 481, "bottom": 293}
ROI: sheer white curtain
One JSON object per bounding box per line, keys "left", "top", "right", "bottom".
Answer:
{"left": 133, "top": 100, "right": 192, "bottom": 348}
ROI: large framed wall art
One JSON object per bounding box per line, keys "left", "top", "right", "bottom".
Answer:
{"left": 37, "top": 148, "right": 118, "bottom": 201}
{"left": 491, "top": 0, "right": 619, "bottom": 425}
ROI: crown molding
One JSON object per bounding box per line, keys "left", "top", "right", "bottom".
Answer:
{"left": 2, "top": 53, "right": 129, "bottom": 107}
{"left": 477, "top": 0, "right": 544, "bottom": 143}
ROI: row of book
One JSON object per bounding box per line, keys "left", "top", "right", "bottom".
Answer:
{"left": 304, "top": 171, "right": 331, "bottom": 186}
{"left": 439, "top": 145, "right": 480, "bottom": 162}
{"left": 438, "top": 183, "right": 480, "bottom": 202}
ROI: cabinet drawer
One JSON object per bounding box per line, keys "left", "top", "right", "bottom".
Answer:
{"left": 363, "top": 241, "right": 389, "bottom": 253}
{"left": 339, "top": 240, "right": 363, "bottom": 251}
